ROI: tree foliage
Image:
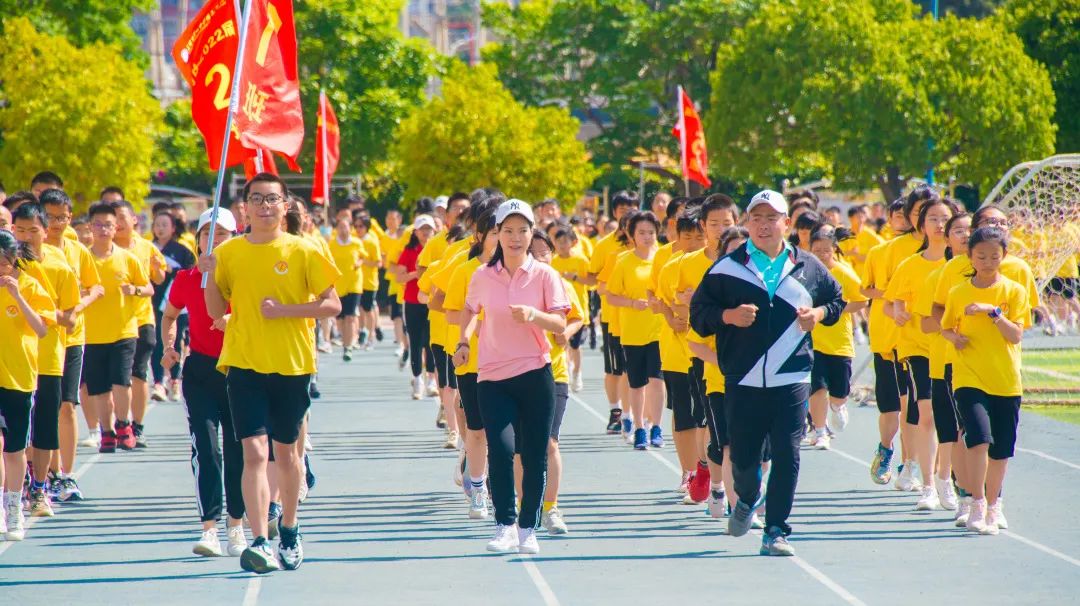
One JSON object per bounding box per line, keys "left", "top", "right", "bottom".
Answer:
{"left": 153, "top": 99, "right": 217, "bottom": 193}
{"left": 482, "top": 0, "right": 753, "bottom": 188}
{"left": 0, "top": 0, "right": 153, "bottom": 64}
{"left": 295, "top": 0, "right": 435, "bottom": 175}
{"left": 1000, "top": 0, "right": 1080, "bottom": 154}
{"left": 0, "top": 18, "right": 162, "bottom": 210}
{"left": 706, "top": 0, "right": 1056, "bottom": 201}
{"left": 392, "top": 62, "right": 599, "bottom": 207}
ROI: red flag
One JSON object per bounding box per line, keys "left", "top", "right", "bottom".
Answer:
{"left": 233, "top": 0, "right": 304, "bottom": 170}
{"left": 243, "top": 147, "right": 279, "bottom": 179}
{"left": 311, "top": 90, "right": 340, "bottom": 205}
{"left": 671, "top": 86, "right": 711, "bottom": 188}
{"left": 171, "top": 0, "right": 249, "bottom": 169}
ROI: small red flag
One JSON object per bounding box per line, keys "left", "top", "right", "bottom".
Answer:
{"left": 311, "top": 90, "right": 340, "bottom": 205}
{"left": 243, "top": 147, "right": 279, "bottom": 179}
{"left": 671, "top": 86, "right": 711, "bottom": 188}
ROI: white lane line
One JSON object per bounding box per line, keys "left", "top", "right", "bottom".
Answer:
{"left": 241, "top": 577, "right": 263, "bottom": 606}
{"left": 1024, "top": 365, "right": 1080, "bottom": 382}
{"left": 1016, "top": 447, "right": 1080, "bottom": 472}
{"left": 520, "top": 556, "right": 560, "bottom": 606}
{"left": 569, "top": 392, "right": 866, "bottom": 605}
{"left": 828, "top": 445, "right": 1080, "bottom": 570}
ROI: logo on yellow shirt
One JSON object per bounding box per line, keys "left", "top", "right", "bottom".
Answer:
{"left": 273, "top": 261, "right": 289, "bottom": 275}
{"left": 115, "top": 272, "right": 125, "bottom": 281}
{"left": 5, "top": 305, "right": 17, "bottom": 318}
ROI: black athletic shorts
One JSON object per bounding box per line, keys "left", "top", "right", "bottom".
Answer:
{"left": 873, "top": 352, "right": 911, "bottom": 414}
{"left": 705, "top": 391, "right": 728, "bottom": 466}
{"left": 390, "top": 299, "right": 403, "bottom": 320}
{"left": 810, "top": 352, "right": 852, "bottom": 399}
{"left": 0, "top": 387, "right": 33, "bottom": 452}
{"left": 600, "top": 323, "right": 625, "bottom": 376}
{"left": 457, "top": 372, "right": 483, "bottom": 431}
{"left": 623, "top": 341, "right": 662, "bottom": 389}
{"left": 906, "top": 356, "right": 932, "bottom": 402}
{"left": 338, "top": 292, "right": 360, "bottom": 318}
{"left": 955, "top": 387, "right": 1020, "bottom": 460}
{"left": 226, "top": 367, "right": 311, "bottom": 444}
{"left": 931, "top": 365, "right": 960, "bottom": 443}
{"left": 431, "top": 345, "right": 458, "bottom": 390}
{"left": 665, "top": 370, "right": 701, "bottom": 432}
{"left": 568, "top": 327, "right": 584, "bottom": 350}
{"left": 31, "top": 375, "right": 63, "bottom": 450}
{"left": 83, "top": 338, "right": 137, "bottom": 396}
{"left": 688, "top": 358, "right": 709, "bottom": 428}
{"left": 131, "top": 323, "right": 156, "bottom": 382}
{"left": 62, "top": 345, "right": 83, "bottom": 405}
{"left": 360, "top": 290, "right": 376, "bottom": 312}
{"left": 551, "top": 382, "right": 568, "bottom": 441}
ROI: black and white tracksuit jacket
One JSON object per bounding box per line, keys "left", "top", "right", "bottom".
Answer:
{"left": 689, "top": 243, "right": 846, "bottom": 390}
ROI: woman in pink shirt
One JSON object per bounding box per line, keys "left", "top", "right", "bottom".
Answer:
{"left": 453, "top": 199, "right": 570, "bottom": 555}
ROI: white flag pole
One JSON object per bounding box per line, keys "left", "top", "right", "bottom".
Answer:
{"left": 320, "top": 89, "right": 329, "bottom": 205}
{"left": 677, "top": 86, "right": 689, "bottom": 197}
{"left": 202, "top": 0, "right": 255, "bottom": 287}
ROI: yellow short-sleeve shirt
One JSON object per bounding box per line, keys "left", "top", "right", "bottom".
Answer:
{"left": 0, "top": 272, "right": 56, "bottom": 392}
{"left": 941, "top": 276, "right": 1029, "bottom": 396}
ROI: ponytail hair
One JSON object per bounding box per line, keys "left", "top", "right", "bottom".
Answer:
{"left": 0, "top": 229, "right": 36, "bottom": 269}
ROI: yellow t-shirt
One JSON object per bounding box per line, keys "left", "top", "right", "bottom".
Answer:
{"left": 214, "top": 234, "right": 340, "bottom": 375}
{"left": 328, "top": 236, "right": 365, "bottom": 295}
{"left": 651, "top": 242, "right": 676, "bottom": 293}
{"left": 55, "top": 239, "right": 101, "bottom": 347}
{"left": 122, "top": 237, "right": 165, "bottom": 327}
{"left": 879, "top": 224, "right": 895, "bottom": 240}
{"left": 0, "top": 272, "right": 57, "bottom": 392}
{"left": 885, "top": 253, "right": 946, "bottom": 360}
{"left": 934, "top": 253, "right": 1039, "bottom": 327}
{"left": 551, "top": 252, "right": 591, "bottom": 325}
{"left": 178, "top": 232, "right": 198, "bottom": 256}
{"left": 418, "top": 259, "right": 447, "bottom": 348}
{"left": 26, "top": 246, "right": 80, "bottom": 377}
{"left": 63, "top": 225, "right": 78, "bottom": 242}
{"left": 941, "top": 276, "right": 1029, "bottom": 397}
{"left": 84, "top": 246, "right": 147, "bottom": 344}
{"left": 703, "top": 345, "right": 725, "bottom": 395}
{"left": 855, "top": 227, "right": 884, "bottom": 261}
{"left": 548, "top": 279, "right": 585, "bottom": 384}
{"left": 381, "top": 227, "right": 412, "bottom": 298}
{"left": 417, "top": 230, "right": 448, "bottom": 268}
{"left": 675, "top": 248, "right": 717, "bottom": 348}
{"left": 431, "top": 246, "right": 470, "bottom": 346}
{"left": 443, "top": 256, "right": 482, "bottom": 375}
{"left": 361, "top": 232, "right": 382, "bottom": 291}
{"left": 589, "top": 233, "right": 619, "bottom": 327}
{"left": 917, "top": 265, "right": 950, "bottom": 379}
{"left": 862, "top": 242, "right": 898, "bottom": 355}
{"left": 658, "top": 251, "right": 692, "bottom": 373}
{"left": 606, "top": 251, "right": 661, "bottom": 346}
{"left": 813, "top": 262, "right": 866, "bottom": 358}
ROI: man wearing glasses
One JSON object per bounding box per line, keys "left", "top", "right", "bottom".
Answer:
{"left": 201, "top": 173, "right": 341, "bottom": 574}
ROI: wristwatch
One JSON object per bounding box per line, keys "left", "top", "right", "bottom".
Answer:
{"left": 455, "top": 342, "right": 470, "bottom": 352}
{"left": 988, "top": 306, "right": 1003, "bottom": 320}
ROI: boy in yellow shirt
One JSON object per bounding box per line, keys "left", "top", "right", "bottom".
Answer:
{"left": 551, "top": 227, "right": 591, "bottom": 391}
{"left": 353, "top": 212, "right": 383, "bottom": 349}
{"left": 204, "top": 173, "right": 341, "bottom": 573}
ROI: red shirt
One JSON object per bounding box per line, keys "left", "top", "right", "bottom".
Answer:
{"left": 167, "top": 267, "right": 227, "bottom": 358}
{"left": 397, "top": 244, "right": 423, "bottom": 304}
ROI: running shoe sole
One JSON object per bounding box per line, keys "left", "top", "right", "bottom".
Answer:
{"left": 240, "top": 549, "right": 279, "bottom": 574}
{"left": 193, "top": 544, "right": 223, "bottom": 557}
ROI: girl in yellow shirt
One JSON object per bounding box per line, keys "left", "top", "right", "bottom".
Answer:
{"left": 327, "top": 215, "right": 365, "bottom": 360}
{"left": 606, "top": 212, "right": 664, "bottom": 450}
{"left": 884, "top": 198, "right": 955, "bottom": 510}
{"left": 941, "top": 227, "right": 1028, "bottom": 536}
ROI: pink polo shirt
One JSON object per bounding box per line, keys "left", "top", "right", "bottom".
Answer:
{"left": 465, "top": 255, "right": 570, "bottom": 382}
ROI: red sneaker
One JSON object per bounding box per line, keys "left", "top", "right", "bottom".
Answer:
{"left": 688, "top": 461, "right": 711, "bottom": 503}
{"left": 99, "top": 431, "right": 118, "bottom": 453}
{"left": 115, "top": 423, "right": 136, "bottom": 451}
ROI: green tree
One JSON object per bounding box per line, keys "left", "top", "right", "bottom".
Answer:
{"left": 482, "top": 0, "right": 753, "bottom": 189}
{"left": 153, "top": 99, "right": 217, "bottom": 193}
{"left": 295, "top": 0, "right": 435, "bottom": 175}
{"left": 1000, "top": 0, "right": 1080, "bottom": 153}
{"left": 0, "top": 0, "right": 153, "bottom": 63}
{"left": 392, "top": 63, "right": 599, "bottom": 207}
{"left": 706, "top": 0, "right": 1055, "bottom": 202}
{"left": 917, "top": 0, "right": 1005, "bottom": 18}
{"left": 0, "top": 18, "right": 162, "bottom": 210}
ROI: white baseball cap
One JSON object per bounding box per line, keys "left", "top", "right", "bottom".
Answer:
{"left": 196, "top": 208, "right": 237, "bottom": 234}
{"left": 746, "top": 190, "right": 789, "bottom": 215}
{"left": 413, "top": 214, "right": 437, "bottom": 231}
{"left": 495, "top": 199, "right": 534, "bottom": 225}
{"left": 434, "top": 195, "right": 449, "bottom": 210}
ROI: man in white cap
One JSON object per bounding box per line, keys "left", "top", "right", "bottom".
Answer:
{"left": 690, "top": 189, "right": 845, "bottom": 556}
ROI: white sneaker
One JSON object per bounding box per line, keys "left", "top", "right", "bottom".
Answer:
{"left": 955, "top": 496, "right": 972, "bottom": 527}
{"left": 425, "top": 378, "right": 439, "bottom": 398}
{"left": 828, "top": 403, "right": 849, "bottom": 432}
{"left": 936, "top": 478, "right": 958, "bottom": 511}
{"left": 411, "top": 377, "right": 423, "bottom": 400}
{"left": 80, "top": 429, "right": 101, "bottom": 448}
{"left": 895, "top": 463, "right": 922, "bottom": 492}
{"left": 444, "top": 430, "right": 459, "bottom": 450}
{"left": 486, "top": 524, "right": 519, "bottom": 552}
{"left": 298, "top": 481, "right": 309, "bottom": 504}
{"left": 802, "top": 431, "right": 817, "bottom": 447}
{"left": 966, "top": 498, "right": 995, "bottom": 535}
{"left": 542, "top": 507, "right": 568, "bottom": 535}
{"left": 469, "top": 488, "right": 490, "bottom": 520}
{"left": 571, "top": 373, "right": 584, "bottom": 393}
{"left": 453, "top": 450, "right": 465, "bottom": 488}
{"left": 989, "top": 500, "right": 1008, "bottom": 530}
{"left": 915, "top": 485, "right": 939, "bottom": 511}
{"left": 193, "top": 529, "right": 223, "bottom": 557}
{"left": 814, "top": 431, "right": 831, "bottom": 450}
{"left": 676, "top": 471, "right": 691, "bottom": 495}
{"left": 4, "top": 492, "right": 25, "bottom": 541}
{"left": 226, "top": 525, "right": 248, "bottom": 556}
{"left": 749, "top": 513, "right": 765, "bottom": 530}
{"left": 518, "top": 527, "right": 540, "bottom": 554}
{"left": 708, "top": 491, "right": 728, "bottom": 519}
{"left": 150, "top": 383, "right": 167, "bottom": 401}
{"left": 304, "top": 435, "right": 313, "bottom": 452}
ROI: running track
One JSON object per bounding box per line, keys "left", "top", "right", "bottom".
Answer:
{"left": 2, "top": 343, "right": 1078, "bottom": 604}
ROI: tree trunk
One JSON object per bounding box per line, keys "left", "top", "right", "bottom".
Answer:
{"left": 875, "top": 165, "right": 906, "bottom": 204}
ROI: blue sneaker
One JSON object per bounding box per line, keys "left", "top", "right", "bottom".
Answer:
{"left": 760, "top": 526, "right": 795, "bottom": 556}
{"left": 633, "top": 428, "right": 648, "bottom": 450}
{"left": 267, "top": 502, "right": 283, "bottom": 540}
{"left": 649, "top": 425, "right": 664, "bottom": 448}
{"left": 870, "top": 443, "right": 894, "bottom": 485}
{"left": 621, "top": 417, "right": 633, "bottom": 440}
{"left": 728, "top": 499, "right": 754, "bottom": 537}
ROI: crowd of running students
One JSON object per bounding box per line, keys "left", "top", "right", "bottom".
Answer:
{"left": 0, "top": 170, "right": 1048, "bottom": 568}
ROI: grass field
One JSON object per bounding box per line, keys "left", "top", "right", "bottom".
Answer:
{"left": 1027, "top": 405, "right": 1080, "bottom": 426}
{"left": 1022, "top": 348, "right": 1080, "bottom": 405}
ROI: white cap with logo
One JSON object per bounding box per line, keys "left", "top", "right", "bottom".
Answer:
{"left": 413, "top": 214, "right": 437, "bottom": 231}
{"left": 434, "top": 195, "right": 449, "bottom": 210}
{"left": 196, "top": 208, "right": 237, "bottom": 234}
{"left": 495, "top": 199, "right": 534, "bottom": 225}
{"left": 746, "top": 190, "right": 789, "bottom": 215}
